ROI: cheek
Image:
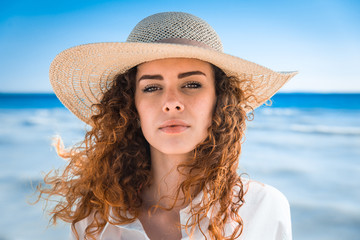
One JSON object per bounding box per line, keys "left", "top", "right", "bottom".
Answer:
{"left": 136, "top": 102, "right": 149, "bottom": 136}
{"left": 194, "top": 94, "right": 216, "bottom": 122}
{"left": 135, "top": 98, "right": 157, "bottom": 131}
{"left": 135, "top": 92, "right": 147, "bottom": 117}
{"left": 136, "top": 101, "right": 148, "bottom": 120}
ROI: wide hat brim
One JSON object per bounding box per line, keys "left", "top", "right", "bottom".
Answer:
{"left": 50, "top": 42, "right": 297, "bottom": 125}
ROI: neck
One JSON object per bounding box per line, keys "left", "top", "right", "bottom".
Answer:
{"left": 142, "top": 147, "right": 191, "bottom": 209}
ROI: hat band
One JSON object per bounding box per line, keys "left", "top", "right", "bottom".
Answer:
{"left": 153, "top": 38, "right": 215, "bottom": 51}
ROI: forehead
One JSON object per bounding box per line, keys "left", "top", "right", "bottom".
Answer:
{"left": 136, "top": 58, "right": 213, "bottom": 74}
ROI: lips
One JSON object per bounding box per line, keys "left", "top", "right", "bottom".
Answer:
{"left": 159, "top": 119, "right": 190, "bottom": 134}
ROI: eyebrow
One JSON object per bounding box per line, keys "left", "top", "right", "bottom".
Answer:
{"left": 138, "top": 71, "right": 206, "bottom": 81}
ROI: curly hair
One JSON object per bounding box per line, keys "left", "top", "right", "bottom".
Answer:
{"left": 36, "top": 63, "right": 259, "bottom": 240}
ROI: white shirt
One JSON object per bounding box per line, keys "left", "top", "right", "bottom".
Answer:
{"left": 70, "top": 180, "right": 292, "bottom": 240}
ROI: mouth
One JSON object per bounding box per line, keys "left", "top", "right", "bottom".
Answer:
{"left": 159, "top": 120, "right": 190, "bottom": 134}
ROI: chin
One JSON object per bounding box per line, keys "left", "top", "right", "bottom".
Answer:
{"left": 161, "top": 146, "right": 196, "bottom": 155}
{"left": 151, "top": 143, "right": 197, "bottom": 156}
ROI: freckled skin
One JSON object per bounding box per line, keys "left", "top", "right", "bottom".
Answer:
{"left": 135, "top": 58, "right": 216, "bottom": 156}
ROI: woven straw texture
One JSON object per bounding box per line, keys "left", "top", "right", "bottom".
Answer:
{"left": 49, "top": 12, "right": 297, "bottom": 125}
{"left": 127, "top": 12, "right": 223, "bottom": 52}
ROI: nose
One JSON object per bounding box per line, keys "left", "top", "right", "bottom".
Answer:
{"left": 162, "top": 90, "right": 184, "bottom": 113}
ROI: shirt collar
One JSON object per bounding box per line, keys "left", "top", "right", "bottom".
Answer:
{"left": 109, "top": 189, "right": 215, "bottom": 229}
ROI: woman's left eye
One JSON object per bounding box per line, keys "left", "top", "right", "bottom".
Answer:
{"left": 183, "top": 81, "right": 202, "bottom": 89}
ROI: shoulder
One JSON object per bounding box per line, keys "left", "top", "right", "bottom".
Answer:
{"left": 235, "top": 179, "right": 292, "bottom": 240}
{"left": 69, "top": 216, "right": 90, "bottom": 239}
{"left": 242, "top": 180, "right": 290, "bottom": 209}
{"left": 232, "top": 179, "right": 290, "bottom": 210}
{"left": 69, "top": 212, "right": 99, "bottom": 240}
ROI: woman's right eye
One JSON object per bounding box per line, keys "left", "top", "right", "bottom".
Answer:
{"left": 143, "top": 85, "right": 161, "bottom": 93}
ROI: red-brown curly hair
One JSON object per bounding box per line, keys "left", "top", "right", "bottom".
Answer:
{"left": 36, "top": 63, "right": 259, "bottom": 240}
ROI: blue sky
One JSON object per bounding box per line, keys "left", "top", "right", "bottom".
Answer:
{"left": 1, "top": 0, "right": 359, "bottom": 93}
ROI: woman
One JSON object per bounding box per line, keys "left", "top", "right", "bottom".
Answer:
{"left": 39, "top": 12, "right": 297, "bottom": 239}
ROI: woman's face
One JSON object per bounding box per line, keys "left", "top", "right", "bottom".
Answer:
{"left": 135, "top": 58, "right": 216, "bottom": 155}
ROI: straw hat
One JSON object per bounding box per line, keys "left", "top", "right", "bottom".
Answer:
{"left": 50, "top": 12, "right": 297, "bottom": 125}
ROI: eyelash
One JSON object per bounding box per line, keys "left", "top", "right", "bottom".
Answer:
{"left": 184, "top": 81, "right": 202, "bottom": 89}
{"left": 142, "top": 85, "right": 160, "bottom": 93}
{"left": 142, "top": 81, "right": 202, "bottom": 93}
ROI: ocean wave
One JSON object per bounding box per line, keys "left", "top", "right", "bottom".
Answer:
{"left": 257, "top": 107, "right": 301, "bottom": 116}
{"left": 289, "top": 124, "right": 360, "bottom": 135}
{"left": 0, "top": 176, "right": 43, "bottom": 189}
{"left": 248, "top": 122, "right": 360, "bottom": 136}
{"left": 291, "top": 200, "right": 360, "bottom": 222}
{"left": 0, "top": 108, "right": 85, "bottom": 131}
{"left": 290, "top": 201, "right": 360, "bottom": 240}
{"left": 257, "top": 107, "right": 360, "bottom": 117}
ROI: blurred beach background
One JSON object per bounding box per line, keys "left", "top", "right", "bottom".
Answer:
{"left": 1, "top": 0, "right": 359, "bottom": 239}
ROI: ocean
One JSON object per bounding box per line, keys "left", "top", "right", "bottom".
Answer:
{"left": 0, "top": 93, "right": 359, "bottom": 240}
